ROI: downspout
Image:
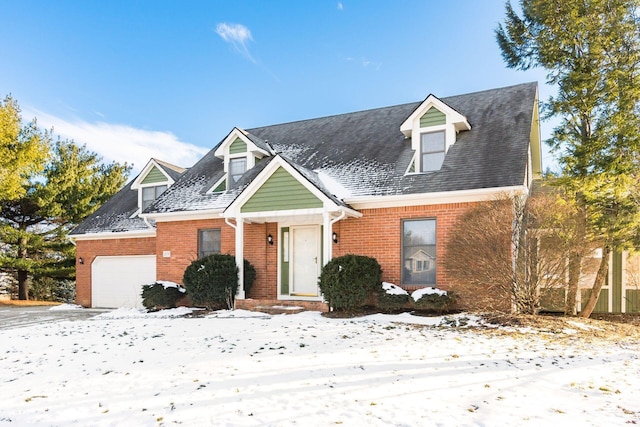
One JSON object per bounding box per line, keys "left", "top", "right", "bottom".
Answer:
{"left": 326, "top": 210, "right": 347, "bottom": 263}
{"left": 225, "top": 217, "right": 245, "bottom": 303}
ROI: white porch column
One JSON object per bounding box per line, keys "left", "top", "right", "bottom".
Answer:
{"left": 236, "top": 218, "right": 245, "bottom": 299}
{"left": 323, "top": 211, "right": 332, "bottom": 266}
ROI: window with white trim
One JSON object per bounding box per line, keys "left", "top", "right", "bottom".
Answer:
{"left": 420, "top": 131, "right": 445, "bottom": 172}
{"left": 198, "top": 229, "right": 221, "bottom": 258}
{"left": 142, "top": 185, "right": 167, "bottom": 210}
{"left": 229, "top": 157, "right": 247, "bottom": 184}
{"left": 402, "top": 219, "right": 436, "bottom": 286}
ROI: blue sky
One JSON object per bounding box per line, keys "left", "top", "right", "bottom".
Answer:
{"left": 1, "top": 1, "right": 555, "bottom": 174}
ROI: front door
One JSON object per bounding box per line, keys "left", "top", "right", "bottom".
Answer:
{"left": 290, "top": 225, "right": 320, "bottom": 296}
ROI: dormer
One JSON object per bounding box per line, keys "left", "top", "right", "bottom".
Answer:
{"left": 131, "top": 159, "right": 185, "bottom": 212}
{"left": 213, "top": 127, "right": 272, "bottom": 191}
{"left": 401, "top": 95, "right": 471, "bottom": 173}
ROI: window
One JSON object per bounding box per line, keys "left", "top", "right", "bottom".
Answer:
{"left": 142, "top": 184, "right": 167, "bottom": 210}
{"left": 402, "top": 219, "right": 436, "bottom": 285}
{"left": 199, "top": 229, "right": 221, "bottom": 258}
{"left": 420, "top": 131, "right": 445, "bottom": 172}
{"left": 229, "top": 157, "right": 247, "bottom": 184}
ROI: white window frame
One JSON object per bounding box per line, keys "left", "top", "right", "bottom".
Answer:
{"left": 420, "top": 130, "right": 446, "bottom": 172}
{"left": 141, "top": 184, "right": 167, "bottom": 211}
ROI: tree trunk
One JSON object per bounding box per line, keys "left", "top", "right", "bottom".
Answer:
{"left": 579, "top": 245, "right": 611, "bottom": 318}
{"left": 17, "top": 269, "right": 29, "bottom": 300}
{"left": 565, "top": 252, "right": 581, "bottom": 315}
{"left": 565, "top": 197, "right": 587, "bottom": 316}
{"left": 18, "top": 234, "right": 29, "bottom": 300}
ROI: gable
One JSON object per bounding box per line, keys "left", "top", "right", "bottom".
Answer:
{"left": 141, "top": 166, "right": 167, "bottom": 184}
{"left": 229, "top": 137, "right": 247, "bottom": 154}
{"left": 241, "top": 166, "right": 323, "bottom": 213}
{"left": 420, "top": 108, "right": 446, "bottom": 127}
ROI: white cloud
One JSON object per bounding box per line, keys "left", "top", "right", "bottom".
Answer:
{"left": 27, "top": 109, "right": 209, "bottom": 175}
{"left": 216, "top": 22, "right": 255, "bottom": 63}
{"left": 337, "top": 2, "right": 343, "bottom": 10}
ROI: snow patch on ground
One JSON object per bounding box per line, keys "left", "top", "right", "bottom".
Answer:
{"left": 92, "top": 306, "right": 198, "bottom": 319}
{"left": 0, "top": 310, "right": 638, "bottom": 426}
{"left": 208, "top": 309, "right": 272, "bottom": 319}
{"left": 49, "top": 304, "right": 84, "bottom": 311}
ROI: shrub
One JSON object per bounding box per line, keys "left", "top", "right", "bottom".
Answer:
{"left": 29, "top": 277, "right": 76, "bottom": 302}
{"left": 375, "top": 282, "right": 410, "bottom": 312}
{"left": 318, "top": 254, "right": 382, "bottom": 311}
{"left": 413, "top": 289, "right": 458, "bottom": 314}
{"left": 243, "top": 259, "right": 256, "bottom": 296}
{"left": 183, "top": 254, "right": 239, "bottom": 310}
{"left": 141, "top": 281, "right": 185, "bottom": 311}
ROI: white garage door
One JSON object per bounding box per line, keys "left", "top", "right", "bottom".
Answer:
{"left": 91, "top": 255, "right": 156, "bottom": 308}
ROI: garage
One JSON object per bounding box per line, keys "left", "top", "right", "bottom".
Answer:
{"left": 91, "top": 255, "right": 156, "bottom": 308}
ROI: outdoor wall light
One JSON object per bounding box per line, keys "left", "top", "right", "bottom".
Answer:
{"left": 267, "top": 234, "right": 274, "bottom": 245}
{"left": 332, "top": 232, "right": 338, "bottom": 244}
{"left": 78, "top": 257, "right": 84, "bottom": 265}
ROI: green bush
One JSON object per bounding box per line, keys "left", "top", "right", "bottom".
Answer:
{"left": 141, "top": 282, "right": 185, "bottom": 311}
{"left": 376, "top": 282, "right": 410, "bottom": 312}
{"left": 243, "top": 259, "right": 256, "bottom": 296}
{"left": 183, "top": 254, "right": 239, "bottom": 310}
{"left": 318, "top": 254, "right": 382, "bottom": 311}
{"left": 413, "top": 289, "right": 458, "bottom": 314}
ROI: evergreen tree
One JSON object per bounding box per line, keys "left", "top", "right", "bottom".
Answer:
{"left": 496, "top": 0, "right": 640, "bottom": 317}
{"left": 0, "top": 98, "right": 131, "bottom": 300}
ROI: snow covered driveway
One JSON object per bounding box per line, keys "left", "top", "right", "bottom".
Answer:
{"left": 0, "top": 309, "right": 638, "bottom": 426}
{"left": 0, "top": 305, "right": 108, "bottom": 330}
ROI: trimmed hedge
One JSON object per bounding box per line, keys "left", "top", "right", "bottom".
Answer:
{"left": 141, "top": 282, "right": 185, "bottom": 311}
{"left": 182, "top": 255, "right": 256, "bottom": 310}
{"left": 183, "top": 254, "right": 238, "bottom": 310}
{"left": 318, "top": 254, "right": 382, "bottom": 311}
{"left": 376, "top": 282, "right": 410, "bottom": 312}
{"left": 413, "top": 291, "right": 458, "bottom": 314}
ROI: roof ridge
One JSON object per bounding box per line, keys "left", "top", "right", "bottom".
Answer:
{"left": 152, "top": 158, "right": 187, "bottom": 173}
{"left": 246, "top": 82, "right": 537, "bottom": 132}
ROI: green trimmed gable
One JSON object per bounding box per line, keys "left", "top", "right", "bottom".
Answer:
{"left": 420, "top": 108, "right": 446, "bottom": 127}
{"left": 229, "top": 137, "right": 248, "bottom": 154}
{"left": 241, "top": 167, "right": 322, "bottom": 213}
{"left": 141, "top": 166, "right": 167, "bottom": 184}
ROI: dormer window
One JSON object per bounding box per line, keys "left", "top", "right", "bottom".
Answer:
{"left": 142, "top": 184, "right": 167, "bottom": 210}
{"left": 130, "top": 159, "right": 185, "bottom": 214}
{"left": 229, "top": 157, "right": 247, "bottom": 184}
{"left": 420, "top": 131, "right": 445, "bottom": 172}
{"left": 212, "top": 128, "right": 273, "bottom": 193}
{"left": 400, "top": 94, "right": 471, "bottom": 175}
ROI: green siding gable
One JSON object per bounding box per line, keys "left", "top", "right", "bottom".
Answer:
{"left": 141, "top": 166, "right": 167, "bottom": 184}
{"left": 212, "top": 179, "right": 226, "bottom": 193}
{"left": 241, "top": 167, "right": 323, "bottom": 213}
{"left": 229, "top": 137, "right": 247, "bottom": 154}
{"left": 420, "top": 108, "right": 446, "bottom": 127}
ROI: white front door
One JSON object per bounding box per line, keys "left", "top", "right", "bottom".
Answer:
{"left": 290, "top": 225, "right": 320, "bottom": 296}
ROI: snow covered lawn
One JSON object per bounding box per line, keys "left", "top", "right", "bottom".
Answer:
{"left": 0, "top": 309, "right": 638, "bottom": 426}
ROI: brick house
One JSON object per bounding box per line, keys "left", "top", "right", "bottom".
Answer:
{"left": 69, "top": 82, "right": 542, "bottom": 310}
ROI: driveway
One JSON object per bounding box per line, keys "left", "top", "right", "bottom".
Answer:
{"left": 0, "top": 305, "right": 109, "bottom": 330}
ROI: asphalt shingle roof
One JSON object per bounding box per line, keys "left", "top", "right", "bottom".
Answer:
{"left": 72, "top": 82, "right": 537, "bottom": 235}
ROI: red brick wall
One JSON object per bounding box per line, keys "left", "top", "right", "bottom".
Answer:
{"left": 76, "top": 201, "right": 486, "bottom": 308}
{"left": 155, "top": 219, "right": 279, "bottom": 299}
{"left": 75, "top": 237, "right": 156, "bottom": 307}
{"left": 334, "top": 202, "right": 478, "bottom": 292}
{"left": 155, "top": 219, "right": 235, "bottom": 284}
